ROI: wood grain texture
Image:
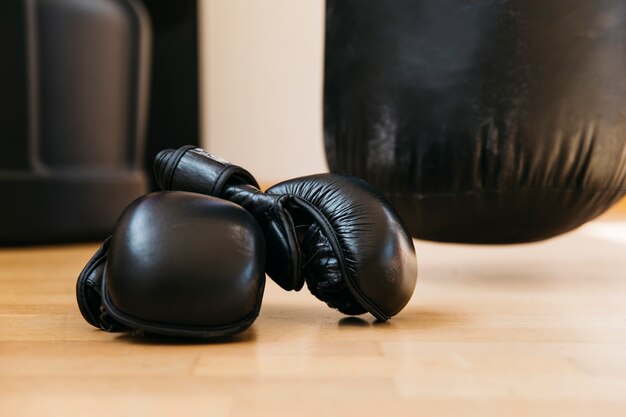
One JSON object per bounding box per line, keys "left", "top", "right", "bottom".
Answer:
{"left": 1, "top": 221, "right": 626, "bottom": 417}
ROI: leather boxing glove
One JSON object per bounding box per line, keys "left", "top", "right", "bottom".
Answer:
{"left": 76, "top": 191, "right": 266, "bottom": 338}
{"left": 154, "top": 146, "right": 417, "bottom": 321}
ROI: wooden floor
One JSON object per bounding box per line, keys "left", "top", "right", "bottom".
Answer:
{"left": 1, "top": 218, "right": 626, "bottom": 416}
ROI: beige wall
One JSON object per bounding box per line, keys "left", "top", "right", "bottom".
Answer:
{"left": 200, "top": 0, "right": 327, "bottom": 184}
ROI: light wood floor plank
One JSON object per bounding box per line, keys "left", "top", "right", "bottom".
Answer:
{"left": 1, "top": 221, "right": 626, "bottom": 416}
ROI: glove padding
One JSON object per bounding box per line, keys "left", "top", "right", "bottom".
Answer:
{"left": 76, "top": 191, "right": 266, "bottom": 338}
{"left": 155, "top": 147, "right": 417, "bottom": 321}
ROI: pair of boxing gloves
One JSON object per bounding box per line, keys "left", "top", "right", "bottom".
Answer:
{"left": 76, "top": 146, "right": 417, "bottom": 338}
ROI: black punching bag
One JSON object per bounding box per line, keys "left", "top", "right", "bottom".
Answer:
{"left": 324, "top": 0, "right": 626, "bottom": 243}
{"left": 0, "top": 0, "right": 150, "bottom": 245}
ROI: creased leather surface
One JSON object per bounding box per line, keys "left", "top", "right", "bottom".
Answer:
{"left": 324, "top": 0, "right": 626, "bottom": 243}
{"left": 155, "top": 147, "right": 418, "bottom": 320}
{"left": 269, "top": 175, "right": 417, "bottom": 319}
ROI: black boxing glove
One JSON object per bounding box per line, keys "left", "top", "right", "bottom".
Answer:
{"left": 154, "top": 146, "right": 417, "bottom": 321}
{"left": 76, "top": 191, "right": 266, "bottom": 338}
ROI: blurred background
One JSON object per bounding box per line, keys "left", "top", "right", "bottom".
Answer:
{"left": 1, "top": 0, "right": 624, "bottom": 245}
{"left": 0, "top": 0, "right": 327, "bottom": 245}
{"left": 201, "top": 0, "right": 327, "bottom": 182}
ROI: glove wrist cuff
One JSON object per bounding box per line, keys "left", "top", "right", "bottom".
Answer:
{"left": 154, "top": 146, "right": 260, "bottom": 196}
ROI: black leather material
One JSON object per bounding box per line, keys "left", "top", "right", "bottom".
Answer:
{"left": 324, "top": 0, "right": 626, "bottom": 243}
{"left": 155, "top": 147, "right": 417, "bottom": 321}
{"left": 155, "top": 148, "right": 299, "bottom": 291}
{"left": 268, "top": 176, "right": 418, "bottom": 320}
{"left": 76, "top": 237, "right": 128, "bottom": 332}
{"left": 76, "top": 191, "right": 266, "bottom": 338}
{"left": 154, "top": 146, "right": 259, "bottom": 195}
